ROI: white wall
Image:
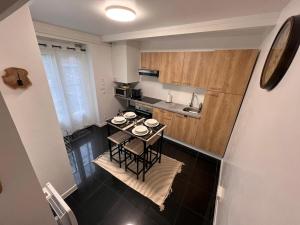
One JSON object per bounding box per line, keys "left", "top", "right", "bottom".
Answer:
{"left": 0, "top": 92, "right": 56, "bottom": 225}
{"left": 88, "top": 43, "right": 123, "bottom": 125}
{"left": 0, "top": 6, "right": 75, "bottom": 195}
{"left": 216, "top": 1, "right": 300, "bottom": 224}
{"left": 139, "top": 29, "right": 267, "bottom": 51}
{"left": 137, "top": 30, "right": 267, "bottom": 105}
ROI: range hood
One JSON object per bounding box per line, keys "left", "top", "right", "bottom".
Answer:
{"left": 138, "top": 69, "right": 159, "bottom": 77}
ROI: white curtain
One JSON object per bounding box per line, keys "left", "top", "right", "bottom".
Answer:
{"left": 40, "top": 45, "right": 98, "bottom": 135}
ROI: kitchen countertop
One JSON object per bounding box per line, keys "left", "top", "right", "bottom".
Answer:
{"left": 153, "top": 101, "right": 201, "bottom": 119}
{"left": 116, "top": 95, "right": 201, "bottom": 119}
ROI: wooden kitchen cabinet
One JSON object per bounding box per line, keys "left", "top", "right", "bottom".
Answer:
{"left": 159, "top": 52, "right": 185, "bottom": 85}
{"left": 153, "top": 108, "right": 199, "bottom": 145}
{"left": 194, "top": 91, "right": 243, "bottom": 156}
{"left": 182, "top": 51, "right": 213, "bottom": 88}
{"left": 153, "top": 108, "right": 174, "bottom": 136}
{"left": 141, "top": 52, "right": 161, "bottom": 70}
{"left": 141, "top": 49, "right": 258, "bottom": 91}
{"left": 208, "top": 49, "right": 259, "bottom": 95}
{"left": 170, "top": 113, "right": 199, "bottom": 145}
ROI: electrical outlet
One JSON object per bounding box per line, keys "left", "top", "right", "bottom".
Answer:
{"left": 217, "top": 185, "right": 225, "bottom": 202}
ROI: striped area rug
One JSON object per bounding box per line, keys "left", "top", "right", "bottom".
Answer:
{"left": 93, "top": 151, "right": 184, "bottom": 211}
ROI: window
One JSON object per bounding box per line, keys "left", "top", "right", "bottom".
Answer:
{"left": 40, "top": 42, "right": 98, "bottom": 135}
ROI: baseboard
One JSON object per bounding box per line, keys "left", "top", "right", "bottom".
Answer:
{"left": 163, "top": 135, "right": 222, "bottom": 160}
{"left": 61, "top": 184, "right": 78, "bottom": 199}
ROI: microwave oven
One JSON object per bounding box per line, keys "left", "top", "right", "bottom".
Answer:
{"left": 115, "top": 86, "right": 131, "bottom": 98}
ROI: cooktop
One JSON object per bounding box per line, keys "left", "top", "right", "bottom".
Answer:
{"left": 134, "top": 96, "right": 161, "bottom": 105}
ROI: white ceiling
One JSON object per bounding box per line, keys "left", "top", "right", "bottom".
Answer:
{"left": 29, "top": 0, "right": 289, "bottom": 36}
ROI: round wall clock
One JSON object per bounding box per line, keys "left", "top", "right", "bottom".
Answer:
{"left": 260, "top": 15, "right": 300, "bottom": 90}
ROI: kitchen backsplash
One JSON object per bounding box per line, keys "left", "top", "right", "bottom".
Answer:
{"left": 136, "top": 75, "right": 205, "bottom": 106}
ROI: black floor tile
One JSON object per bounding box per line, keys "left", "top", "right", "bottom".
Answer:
{"left": 71, "top": 184, "right": 121, "bottom": 225}
{"left": 122, "top": 187, "right": 153, "bottom": 212}
{"left": 175, "top": 206, "right": 212, "bottom": 225}
{"left": 103, "top": 175, "right": 128, "bottom": 195}
{"left": 99, "top": 197, "right": 144, "bottom": 225}
{"left": 167, "top": 176, "right": 188, "bottom": 204}
{"left": 181, "top": 182, "right": 215, "bottom": 219}
{"left": 190, "top": 167, "right": 218, "bottom": 192}
{"left": 65, "top": 125, "right": 220, "bottom": 225}
{"left": 144, "top": 198, "right": 181, "bottom": 225}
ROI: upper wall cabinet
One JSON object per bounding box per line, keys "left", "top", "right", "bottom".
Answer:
{"left": 182, "top": 51, "right": 213, "bottom": 88}
{"left": 159, "top": 52, "right": 185, "bottom": 85}
{"left": 140, "top": 49, "right": 259, "bottom": 91}
{"left": 208, "top": 49, "right": 259, "bottom": 95}
{"left": 112, "top": 41, "right": 140, "bottom": 83}
{"left": 141, "top": 52, "right": 161, "bottom": 70}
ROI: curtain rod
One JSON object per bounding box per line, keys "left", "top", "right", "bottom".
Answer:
{"left": 38, "top": 43, "right": 86, "bottom": 52}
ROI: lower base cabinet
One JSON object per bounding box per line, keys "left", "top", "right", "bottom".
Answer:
{"left": 153, "top": 108, "right": 199, "bottom": 146}
{"left": 153, "top": 91, "right": 243, "bottom": 158}
{"left": 170, "top": 113, "right": 198, "bottom": 145}
{"left": 153, "top": 108, "right": 173, "bottom": 136}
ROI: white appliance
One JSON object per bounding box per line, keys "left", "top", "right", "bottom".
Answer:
{"left": 166, "top": 92, "right": 173, "bottom": 103}
{"left": 43, "top": 183, "right": 78, "bottom": 225}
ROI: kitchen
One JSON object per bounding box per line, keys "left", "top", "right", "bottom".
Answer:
{"left": 1, "top": 1, "right": 300, "bottom": 225}
{"left": 113, "top": 42, "right": 258, "bottom": 158}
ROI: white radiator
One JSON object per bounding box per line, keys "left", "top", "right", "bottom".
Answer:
{"left": 43, "top": 183, "right": 78, "bottom": 225}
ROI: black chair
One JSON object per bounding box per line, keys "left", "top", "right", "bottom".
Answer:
{"left": 124, "top": 135, "right": 161, "bottom": 181}
{"left": 107, "top": 131, "right": 131, "bottom": 168}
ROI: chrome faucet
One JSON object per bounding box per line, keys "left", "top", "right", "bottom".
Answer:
{"left": 189, "top": 92, "right": 202, "bottom": 113}
{"left": 189, "top": 92, "right": 196, "bottom": 108}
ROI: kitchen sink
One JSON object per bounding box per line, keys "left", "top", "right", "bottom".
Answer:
{"left": 182, "top": 107, "right": 200, "bottom": 114}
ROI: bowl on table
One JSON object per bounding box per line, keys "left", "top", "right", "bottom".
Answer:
{"left": 144, "top": 119, "right": 159, "bottom": 127}
{"left": 132, "top": 125, "right": 149, "bottom": 136}
{"left": 124, "top": 111, "right": 137, "bottom": 119}
{"left": 111, "top": 116, "right": 126, "bottom": 124}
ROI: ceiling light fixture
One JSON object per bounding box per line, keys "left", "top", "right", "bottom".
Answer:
{"left": 105, "top": 6, "right": 136, "bottom": 22}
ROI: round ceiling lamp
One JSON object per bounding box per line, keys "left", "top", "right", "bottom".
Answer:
{"left": 105, "top": 6, "right": 136, "bottom": 22}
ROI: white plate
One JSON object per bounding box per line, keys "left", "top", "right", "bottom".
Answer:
{"left": 134, "top": 125, "right": 148, "bottom": 133}
{"left": 145, "top": 119, "right": 158, "bottom": 125}
{"left": 145, "top": 122, "right": 159, "bottom": 128}
{"left": 132, "top": 127, "right": 149, "bottom": 136}
{"left": 111, "top": 118, "right": 126, "bottom": 125}
{"left": 113, "top": 116, "right": 126, "bottom": 122}
{"left": 145, "top": 119, "right": 159, "bottom": 127}
{"left": 124, "top": 112, "right": 137, "bottom": 119}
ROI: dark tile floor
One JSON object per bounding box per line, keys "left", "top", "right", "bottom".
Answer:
{"left": 65, "top": 125, "right": 220, "bottom": 225}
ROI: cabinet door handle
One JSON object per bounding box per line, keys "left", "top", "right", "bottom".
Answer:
{"left": 182, "top": 81, "right": 190, "bottom": 85}
{"left": 0, "top": 180, "right": 2, "bottom": 194}
{"left": 209, "top": 87, "right": 222, "bottom": 91}
{"left": 175, "top": 114, "right": 186, "bottom": 118}
{"left": 207, "top": 92, "right": 219, "bottom": 97}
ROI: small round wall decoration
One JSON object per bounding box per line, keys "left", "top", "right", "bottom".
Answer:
{"left": 260, "top": 15, "right": 300, "bottom": 90}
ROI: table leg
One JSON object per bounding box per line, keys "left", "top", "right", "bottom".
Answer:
{"left": 125, "top": 149, "right": 127, "bottom": 172}
{"left": 118, "top": 145, "right": 122, "bottom": 168}
{"left": 143, "top": 141, "right": 146, "bottom": 182}
{"left": 149, "top": 146, "right": 152, "bottom": 163}
{"left": 159, "top": 130, "right": 164, "bottom": 163}
{"left": 107, "top": 125, "right": 112, "bottom": 161}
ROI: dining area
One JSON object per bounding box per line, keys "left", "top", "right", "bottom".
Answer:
{"left": 93, "top": 111, "right": 184, "bottom": 211}
{"left": 106, "top": 111, "right": 166, "bottom": 181}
